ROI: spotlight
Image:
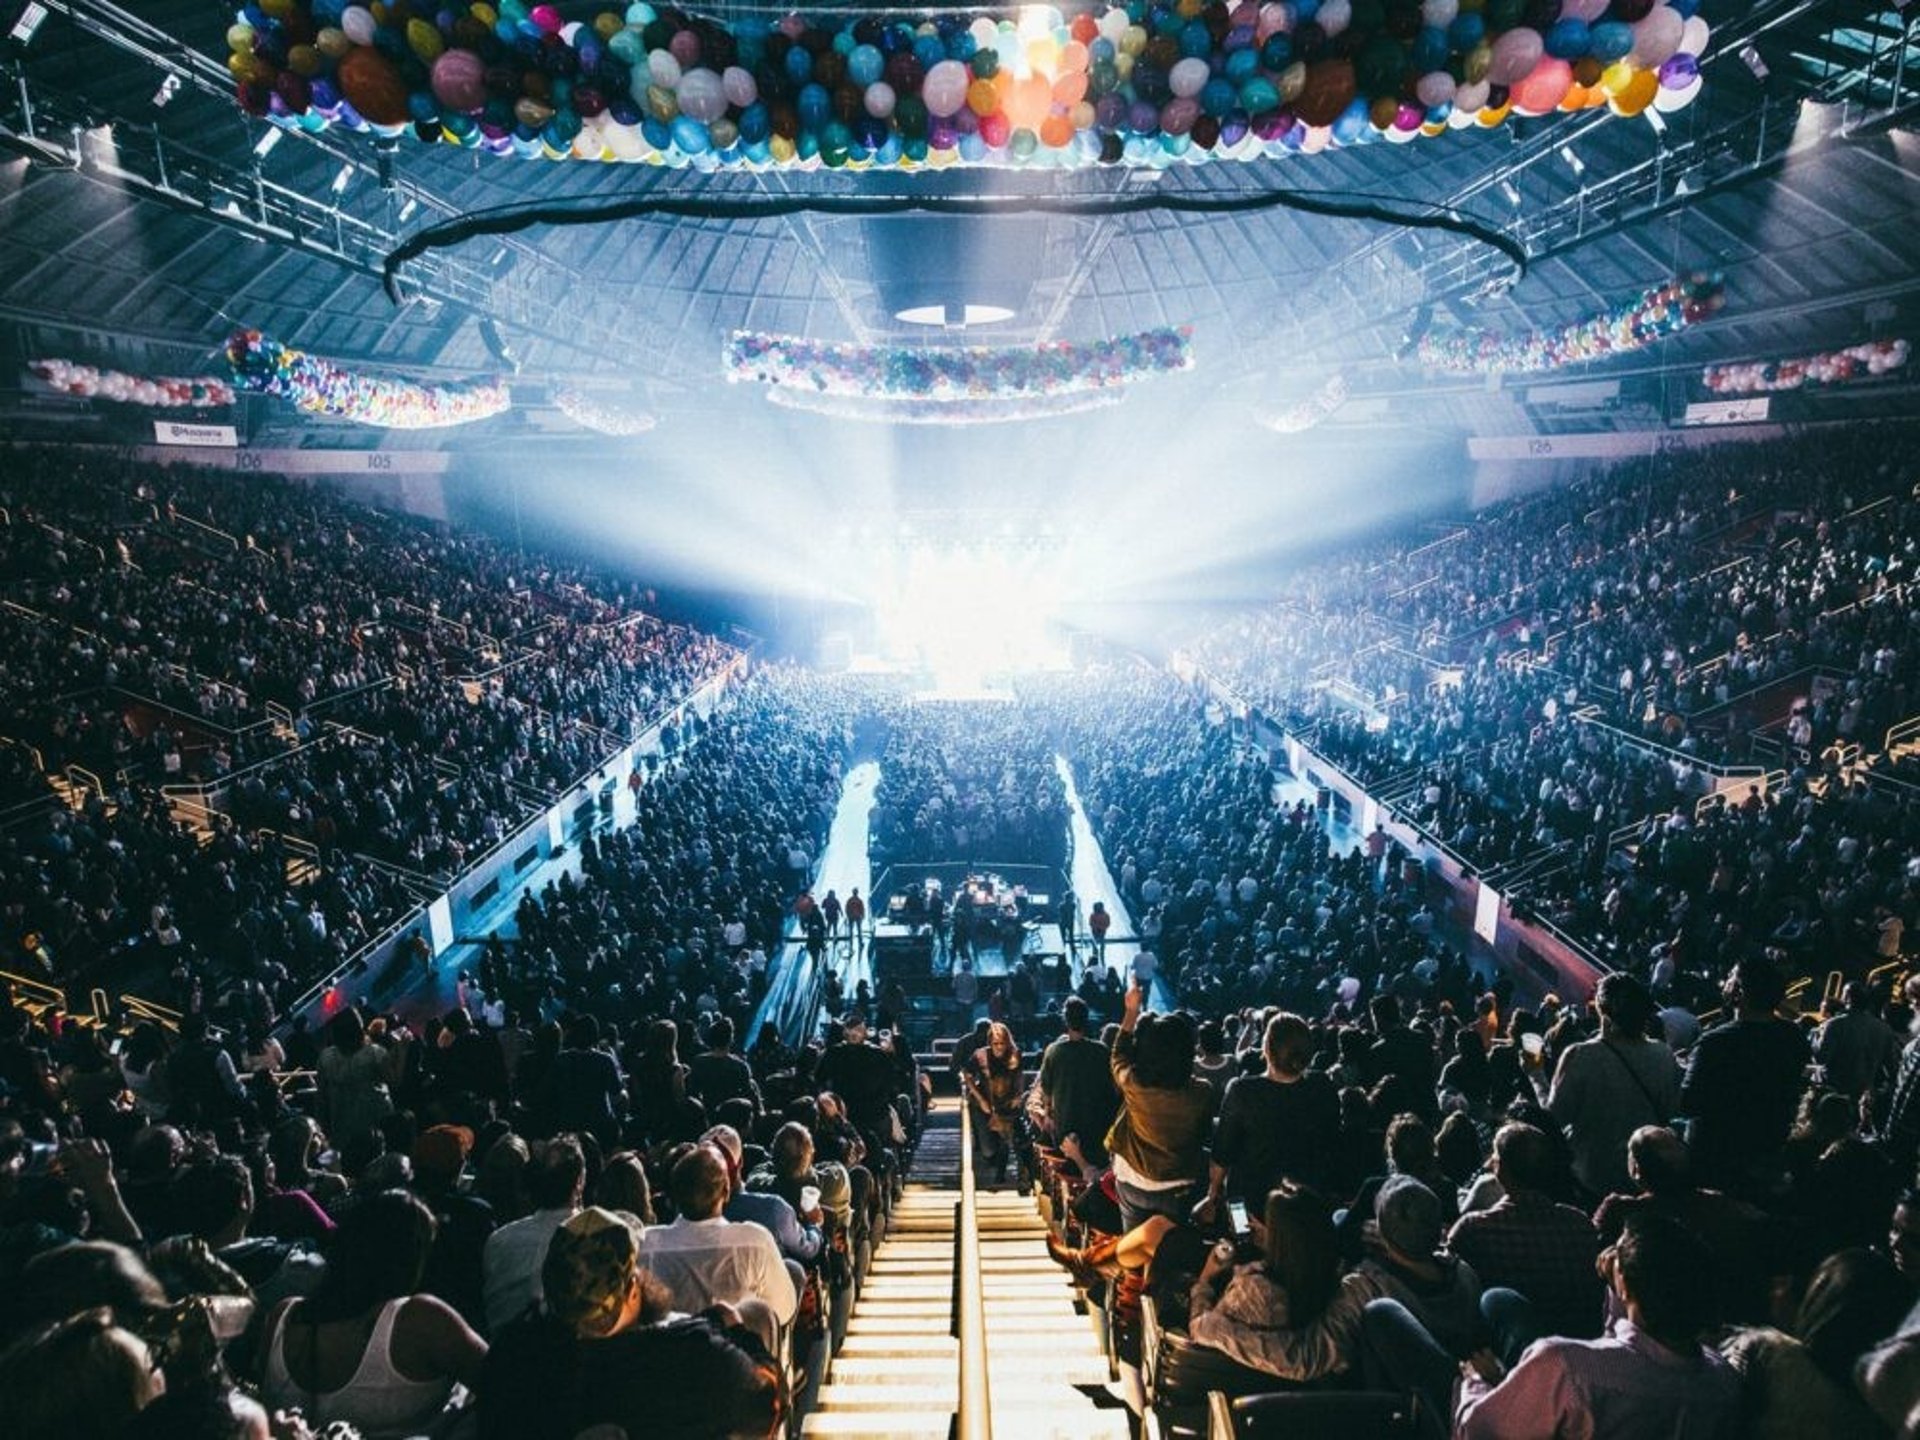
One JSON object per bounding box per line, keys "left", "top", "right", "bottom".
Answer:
{"left": 253, "top": 127, "right": 281, "bottom": 158}
{"left": 1559, "top": 144, "right": 1585, "bottom": 177}
{"left": 490, "top": 245, "right": 508, "bottom": 265}
{"left": 329, "top": 162, "right": 352, "bottom": 195}
{"left": 4, "top": 2, "right": 47, "bottom": 50}
{"left": 151, "top": 73, "right": 182, "bottom": 108}
{"left": 1739, "top": 43, "right": 1769, "bottom": 80}
{"left": 1498, "top": 179, "right": 1521, "bottom": 207}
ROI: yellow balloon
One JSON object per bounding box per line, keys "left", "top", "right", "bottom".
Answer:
{"left": 470, "top": 4, "right": 498, "bottom": 24}
{"left": 1120, "top": 25, "right": 1148, "bottom": 56}
{"left": 594, "top": 12, "right": 623, "bottom": 39}
{"left": 1599, "top": 60, "right": 1635, "bottom": 97}
{"left": 227, "top": 23, "right": 256, "bottom": 54}
{"left": 1609, "top": 68, "right": 1658, "bottom": 116}
{"left": 287, "top": 44, "right": 322, "bottom": 77}
{"left": 769, "top": 133, "right": 796, "bottom": 163}
{"left": 316, "top": 28, "right": 352, "bottom": 60}
{"left": 406, "top": 18, "right": 444, "bottom": 62}
{"left": 1463, "top": 41, "right": 1491, "bottom": 84}
{"left": 1477, "top": 100, "right": 1512, "bottom": 127}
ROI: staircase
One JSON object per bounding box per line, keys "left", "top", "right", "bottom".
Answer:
{"left": 803, "top": 1099, "right": 1130, "bottom": 1440}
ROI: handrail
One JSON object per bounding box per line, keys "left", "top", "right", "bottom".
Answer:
{"left": 1885, "top": 713, "right": 1920, "bottom": 755}
{"left": 165, "top": 507, "right": 240, "bottom": 551}
{"left": 956, "top": 1100, "right": 993, "bottom": 1440}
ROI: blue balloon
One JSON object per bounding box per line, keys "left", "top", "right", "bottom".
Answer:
{"left": 1224, "top": 47, "right": 1260, "bottom": 83}
{"left": 737, "top": 101, "right": 771, "bottom": 143}
{"left": 847, "top": 43, "right": 883, "bottom": 86}
{"left": 1178, "top": 20, "right": 1211, "bottom": 57}
{"left": 1544, "top": 18, "right": 1591, "bottom": 59}
{"left": 1331, "top": 96, "right": 1370, "bottom": 143}
{"left": 1293, "top": 0, "right": 1320, "bottom": 22}
{"left": 958, "top": 130, "right": 987, "bottom": 161}
{"left": 784, "top": 45, "right": 814, "bottom": 83}
{"left": 1448, "top": 12, "right": 1485, "bottom": 50}
{"left": 1590, "top": 21, "right": 1634, "bottom": 61}
{"left": 798, "top": 82, "right": 831, "bottom": 130}
{"left": 641, "top": 115, "right": 673, "bottom": 150}
{"left": 1199, "top": 77, "right": 1237, "bottom": 117}
{"left": 913, "top": 35, "right": 945, "bottom": 71}
{"left": 1412, "top": 26, "right": 1449, "bottom": 72}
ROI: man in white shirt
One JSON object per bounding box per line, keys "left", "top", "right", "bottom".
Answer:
{"left": 481, "top": 1133, "right": 585, "bottom": 1332}
{"left": 638, "top": 1144, "right": 798, "bottom": 1347}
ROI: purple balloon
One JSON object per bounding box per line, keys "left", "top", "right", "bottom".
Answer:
{"left": 1127, "top": 98, "right": 1161, "bottom": 134}
{"left": 1657, "top": 52, "right": 1699, "bottom": 89}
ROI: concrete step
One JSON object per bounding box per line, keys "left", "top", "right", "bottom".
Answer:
{"left": 801, "top": 1410, "right": 951, "bottom": 1439}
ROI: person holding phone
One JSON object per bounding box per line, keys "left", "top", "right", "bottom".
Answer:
{"left": 1105, "top": 979, "right": 1214, "bottom": 1230}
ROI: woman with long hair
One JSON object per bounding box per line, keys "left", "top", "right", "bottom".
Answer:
{"left": 963, "top": 1022, "right": 1024, "bottom": 1187}
{"left": 259, "top": 1189, "right": 485, "bottom": 1437}
{"left": 1189, "top": 1184, "right": 1342, "bottom": 1340}
{"left": 1106, "top": 980, "right": 1214, "bottom": 1230}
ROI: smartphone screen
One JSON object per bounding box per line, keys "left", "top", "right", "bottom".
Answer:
{"left": 1228, "top": 1199, "right": 1250, "bottom": 1238}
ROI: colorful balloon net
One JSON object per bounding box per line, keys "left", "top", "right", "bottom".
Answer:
{"left": 1415, "top": 273, "right": 1726, "bottom": 376}
{"left": 30, "top": 359, "right": 235, "bottom": 409}
{"left": 726, "top": 325, "right": 1193, "bottom": 398}
{"left": 227, "top": 1, "right": 1708, "bottom": 173}
{"left": 1255, "top": 372, "right": 1348, "bottom": 432}
{"left": 1703, "top": 339, "right": 1909, "bottom": 395}
{"left": 226, "top": 329, "right": 511, "bottom": 428}
{"left": 553, "top": 386, "right": 658, "bottom": 433}
{"left": 766, "top": 387, "right": 1124, "bottom": 425}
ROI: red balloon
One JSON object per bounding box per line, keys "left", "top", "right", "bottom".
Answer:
{"left": 337, "top": 48, "right": 410, "bottom": 126}
{"left": 1294, "top": 59, "right": 1356, "bottom": 127}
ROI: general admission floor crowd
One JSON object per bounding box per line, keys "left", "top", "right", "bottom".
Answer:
{"left": 0, "top": 426, "right": 1914, "bottom": 1438}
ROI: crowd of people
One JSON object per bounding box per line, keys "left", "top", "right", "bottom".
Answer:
{"left": 0, "top": 450, "right": 737, "bottom": 1024}
{"left": 868, "top": 699, "right": 1069, "bottom": 869}
{"left": 1186, "top": 424, "right": 1918, "bottom": 983}
{"left": 1019, "top": 960, "right": 1920, "bottom": 1438}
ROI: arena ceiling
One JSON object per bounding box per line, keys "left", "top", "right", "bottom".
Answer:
{"left": 0, "top": 0, "right": 1915, "bottom": 435}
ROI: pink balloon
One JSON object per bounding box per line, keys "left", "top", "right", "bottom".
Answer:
{"left": 1487, "top": 27, "right": 1546, "bottom": 87}
{"left": 922, "top": 58, "right": 969, "bottom": 117}
{"left": 429, "top": 49, "right": 487, "bottom": 113}
{"left": 1510, "top": 55, "right": 1572, "bottom": 114}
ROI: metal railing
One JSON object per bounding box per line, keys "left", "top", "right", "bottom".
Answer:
{"left": 956, "top": 1101, "right": 993, "bottom": 1440}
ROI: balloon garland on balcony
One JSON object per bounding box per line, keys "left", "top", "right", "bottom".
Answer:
{"left": 553, "top": 386, "right": 659, "bottom": 433}
{"left": 725, "top": 325, "right": 1192, "bottom": 399}
{"left": 766, "top": 386, "right": 1124, "bottom": 425}
{"left": 226, "top": 0, "right": 1709, "bottom": 173}
{"left": 1414, "top": 273, "right": 1725, "bottom": 375}
{"left": 1702, "top": 339, "right": 1909, "bottom": 396}
{"left": 226, "top": 329, "right": 512, "bottom": 428}
{"left": 29, "top": 360, "right": 235, "bottom": 409}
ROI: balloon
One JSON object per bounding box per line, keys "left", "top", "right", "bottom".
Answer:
{"left": 864, "top": 81, "right": 896, "bottom": 118}
{"left": 1293, "top": 59, "right": 1355, "bottom": 126}
{"left": 1608, "top": 66, "right": 1658, "bottom": 115}
{"left": 1168, "top": 56, "right": 1210, "bottom": 99}
{"left": 1415, "top": 70, "right": 1456, "bottom": 108}
{"left": 1511, "top": 56, "right": 1571, "bottom": 113}
{"left": 1658, "top": 52, "right": 1698, "bottom": 88}
{"left": 1544, "top": 19, "right": 1590, "bottom": 59}
{"left": 1421, "top": 0, "right": 1460, "bottom": 27}
{"left": 677, "top": 68, "right": 727, "bottom": 123}
{"left": 1589, "top": 21, "right": 1633, "bottom": 61}
{"left": 337, "top": 48, "right": 410, "bottom": 126}
{"left": 923, "top": 59, "right": 969, "bottom": 116}
{"left": 339, "top": 6, "right": 376, "bottom": 47}
{"left": 1630, "top": 6, "right": 1684, "bottom": 67}
{"left": 1678, "top": 15, "right": 1710, "bottom": 57}
{"left": 1487, "top": 27, "right": 1545, "bottom": 86}
{"left": 1318, "top": 0, "right": 1352, "bottom": 38}
{"left": 722, "top": 66, "right": 757, "bottom": 108}
{"left": 430, "top": 50, "right": 488, "bottom": 113}
{"left": 405, "top": 18, "right": 443, "bottom": 63}
{"left": 1652, "top": 72, "right": 1701, "bottom": 111}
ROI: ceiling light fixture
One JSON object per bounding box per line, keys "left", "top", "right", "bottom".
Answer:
{"left": 253, "top": 128, "right": 281, "bottom": 158}
{"left": 1499, "top": 179, "right": 1521, "bottom": 206}
{"left": 6, "top": 2, "right": 46, "bottom": 48}
{"left": 329, "top": 163, "right": 352, "bottom": 195}
{"left": 1739, "top": 43, "right": 1770, "bottom": 79}
{"left": 1559, "top": 144, "right": 1585, "bottom": 176}
{"left": 398, "top": 195, "right": 417, "bottom": 221}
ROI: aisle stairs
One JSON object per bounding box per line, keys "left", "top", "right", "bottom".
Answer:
{"left": 803, "top": 1098, "right": 1130, "bottom": 1440}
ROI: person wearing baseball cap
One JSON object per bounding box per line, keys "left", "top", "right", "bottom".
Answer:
{"left": 478, "top": 1206, "right": 783, "bottom": 1439}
